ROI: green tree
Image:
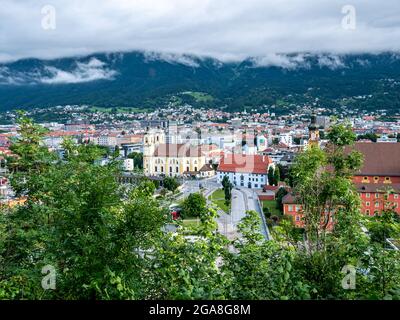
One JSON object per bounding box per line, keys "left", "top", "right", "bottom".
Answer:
{"left": 267, "top": 166, "right": 274, "bottom": 186}
{"left": 221, "top": 175, "right": 233, "bottom": 205}
{"left": 0, "top": 115, "right": 167, "bottom": 299}
{"left": 181, "top": 193, "right": 207, "bottom": 219}
{"left": 128, "top": 152, "right": 143, "bottom": 170}
{"left": 273, "top": 166, "right": 280, "bottom": 186}
{"left": 276, "top": 187, "right": 289, "bottom": 212}
{"left": 163, "top": 176, "right": 180, "bottom": 192}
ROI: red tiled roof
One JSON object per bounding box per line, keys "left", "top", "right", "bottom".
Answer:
{"left": 154, "top": 144, "right": 205, "bottom": 158}
{"left": 217, "top": 154, "right": 272, "bottom": 174}
{"left": 346, "top": 142, "right": 400, "bottom": 177}
{"left": 355, "top": 183, "right": 400, "bottom": 193}
{"left": 282, "top": 193, "right": 298, "bottom": 204}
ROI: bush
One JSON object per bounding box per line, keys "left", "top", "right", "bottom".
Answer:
{"left": 181, "top": 193, "right": 207, "bottom": 219}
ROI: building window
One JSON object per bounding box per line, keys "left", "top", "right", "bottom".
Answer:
{"left": 366, "top": 209, "right": 370, "bottom": 215}
{"left": 155, "top": 166, "right": 158, "bottom": 172}
{"left": 176, "top": 167, "right": 179, "bottom": 173}
{"left": 384, "top": 177, "right": 391, "bottom": 183}
{"left": 394, "top": 194, "right": 399, "bottom": 199}
{"left": 161, "top": 166, "right": 164, "bottom": 173}
{"left": 288, "top": 205, "right": 293, "bottom": 211}
{"left": 366, "top": 193, "right": 370, "bottom": 198}
{"left": 169, "top": 167, "right": 172, "bottom": 173}
{"left": 374, "top": 176, "right": 379, "bottom": 183}
{"left": 375, "top": 202, "right": 379, "bottom": 208}
{"left": 375, "top": 193, "right": 379, "bottom": 199}
{"left": 295, "top": 216, "right": 300, "bottom": 222}
{"left": 255, "top": 184, "right": 258, "bottom": 188}
{"left": 366, "top": 202, "right": 370, "bottom": 207}
{"left": 362, "top": 176, "right": 369, "bottom": 183}
{"left": 186, "top": 167, "right": 189, "bottom": 172}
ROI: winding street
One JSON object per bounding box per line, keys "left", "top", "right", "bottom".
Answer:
{"left": 197, "top": 178, "right": 270, "bottom": 241}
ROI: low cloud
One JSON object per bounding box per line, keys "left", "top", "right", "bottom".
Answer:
{"left": 251, "top": 54, "right": 311, "bottom": 70}
{"left": 1, "top": 1, "right": 400, "bottom": 63}
{"left": 317, "top": 54, "right": 345, "bottom": 70}
{"left": 144, "top": 52, "right": 200, "bottom": 68}
{"left": 40, "top": 58, "right": 117, "bottom": 84}
{"left": 0, "top": 58, "right": 117, "bottom": 85}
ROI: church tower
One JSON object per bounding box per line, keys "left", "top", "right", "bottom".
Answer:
{"left": 143, "top": 128, "right": 165, "bottom": 174}
{"left": 308, "top": 114, "right": 320, "bottom": 147}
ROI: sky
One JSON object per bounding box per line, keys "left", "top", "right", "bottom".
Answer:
{"left": 1, "top": 0, "right": 400, "bottom": 64}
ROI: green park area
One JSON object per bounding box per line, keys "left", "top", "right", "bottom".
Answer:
{"left": 262, "top": 200, "right": 282, "bottom": 216}
{"left": 208, "top": 189, "right": 229, "bottom": 213}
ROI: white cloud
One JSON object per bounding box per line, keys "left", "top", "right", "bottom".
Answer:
{"left": 0, "top": 1, "right": 400, "bottom": 63}
{"left": 0, "top": 58, "right": 117, "bottom": 85}
{"left": 251, "top": 54, "right": 311, "bottom": 69}
{"left": 40, "top": 58, "right": 117, "bottom": 84}
{"left": 144, "top": 52, "right": 200, "bottom": 67}
{"left": 317, "top": 54, "right": 345, "bottom": 70}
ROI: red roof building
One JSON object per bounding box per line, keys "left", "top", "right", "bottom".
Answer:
{"left": 217, "top": 154, "right": 274, "bottom": 189}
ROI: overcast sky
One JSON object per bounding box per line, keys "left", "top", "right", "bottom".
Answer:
{"left": 1, "top": 0, "right": 400, "bottom": 63}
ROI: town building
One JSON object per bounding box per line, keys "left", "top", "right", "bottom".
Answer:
{"left": 143, "top": 128, "right": 206, "bottom": 177}
{"left": 283, "top": 142, "right": 400, "bottom": 227}
{"left": 217, "top": 154, "right": 274, "bottom": 189}
{"left": 351, "top": 143, "right": 400, "bottom": 216}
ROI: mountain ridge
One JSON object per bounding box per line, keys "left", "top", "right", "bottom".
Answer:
{"left": 1, "top": 51, "right": 400, "bottom": 113}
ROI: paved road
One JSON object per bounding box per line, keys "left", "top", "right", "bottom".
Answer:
{"left": 180, "top": 177, "right": 270, "bottom": 241}
{"left": 240, "top": 188, "right": 271, "bottom": 240}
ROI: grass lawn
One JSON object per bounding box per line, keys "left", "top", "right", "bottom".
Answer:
{"left": 209, "top": 189, "right": 229, "bottom": 212}
{"left": 181, "top": 91, "right": 214, "bottom": 103}
{"left": 182, "top": 218, "right": 200, "bottom": 227}
{"left": 262, "top": 200, "right": 282, "bottom": 216}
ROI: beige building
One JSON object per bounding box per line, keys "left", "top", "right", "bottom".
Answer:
{"left": 143, "top": 129, "right": 206, "bottom": 177}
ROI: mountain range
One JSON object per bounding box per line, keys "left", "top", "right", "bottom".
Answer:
{"left": 1, "top": 51, "right": 400, "bottom": 113}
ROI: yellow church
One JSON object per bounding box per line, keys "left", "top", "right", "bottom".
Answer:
{"left": 143, "top": 129, "right": 207, "bottom": 177}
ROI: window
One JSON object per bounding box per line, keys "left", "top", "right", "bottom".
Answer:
{"left": 288, "top": 205, "right": 293, "bottom": 211}
{"left": 155, "top": 166, "right": 158, "bottom": 172}
{"left": 385, "top": 177, "right": 391, "bottom": 183}
{"left": 176, "top": 167, "right": 179, "bottom": 173}
{"left": 394, "top": 194, "right": 399, "bottom": 199}
{"left": 169, "top": 167, "right": 172, "bottom": 173}
{"left": 186, "top": 167, "right": 189, "bottom": 172}
{"left": 362, "top": 176, "right": 370, "bottom": 183}
{"left": 366, "top": 209, "right": 370, "bottom": 215}
{"left": 374, "top": 176, "right": 379, "bottom": 183}
{"left": 366, "top": 193, "right": 370, "bottom": 198}
{"left": 295, "top": 216, "right": 300, "bottom": 222}
{"left": 161, "top": 166, "right": 164, "bottom": 173}
{"left": 375, "top": 202, "right": 379, "bottom": 208}
{"left": 255, "top": 184, "right": 258, "bottom": 188}
{"left": 295, "top": 205, "right": 300, "bottom": 212}
{"left": 366, "top": 202, "right": 370, "bottom": 207}
{"left": 375, "top": 193, "right": 379, "bottom": 199}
